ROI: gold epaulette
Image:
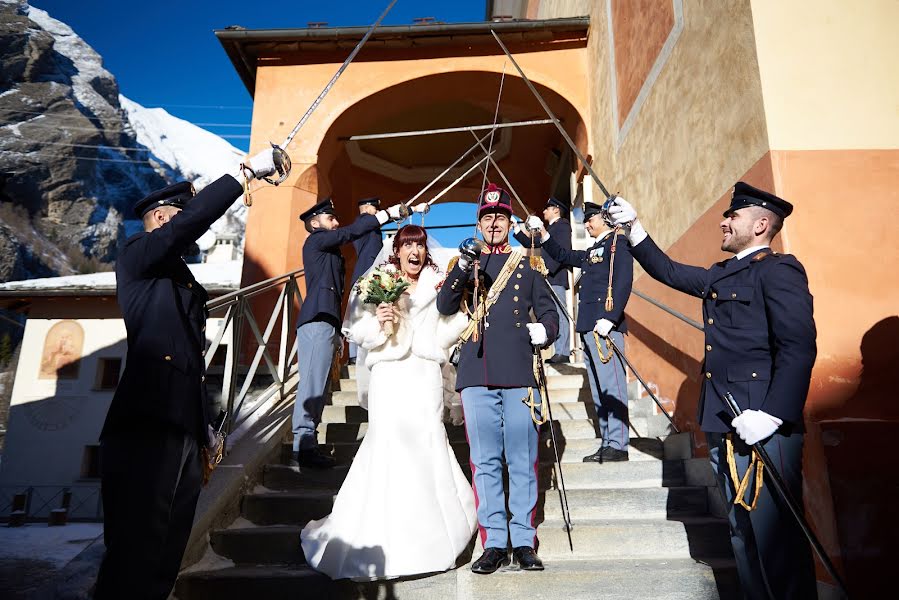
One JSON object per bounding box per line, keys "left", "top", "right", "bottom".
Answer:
{"left": 528, "top": 254, "right": 548, "bottom": 275}
{"left": 752, "top": 250, "right": 778, "bottom": 262}
{"left": 447, "top": 256, "right": 460, "bottom": 272}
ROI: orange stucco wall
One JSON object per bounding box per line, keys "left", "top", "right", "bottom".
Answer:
{"left": 626, "top": 149, "right": 899, "bottom": 591}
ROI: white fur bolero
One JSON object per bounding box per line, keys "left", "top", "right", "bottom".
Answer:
{"left": 341, "top": 265, "right": 468, "bottom": 368}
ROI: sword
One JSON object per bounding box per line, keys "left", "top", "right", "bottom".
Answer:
{"left": 722, "top": 392, "right": 849, "bottom": 597}
{"left": 490, "top": 30, "right": 613, "bottom": 200}
{"left": 263, "top": 0, "right": 398, "bottom": 185}
{"left": 423, "top": 151, "right": 495, "bottom": 207}
{"left": 533, "top": 346, "right": 574, "bottom": 550}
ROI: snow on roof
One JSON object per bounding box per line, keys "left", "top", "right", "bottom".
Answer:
{"left": 0, "top": 261, "right": 243, "bottom": 296}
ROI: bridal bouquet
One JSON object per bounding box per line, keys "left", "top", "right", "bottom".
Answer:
{"left": 355, "top": 267, "right": 411, "bottom": 336}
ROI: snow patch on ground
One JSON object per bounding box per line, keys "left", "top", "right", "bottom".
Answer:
{"left": 0, "top": 523, "right": 102, "bottom": 568}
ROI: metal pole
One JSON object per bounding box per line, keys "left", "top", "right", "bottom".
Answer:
{"left": 280, "top": 0, "right": 398, "bottom": 150}
{"left": 424, "top": 152, "right": 495, "bottom": 206}
{"left": 404, "top": 131, "right": 494, "bottom": 207}
{"left": 490, "top": 30, "right": 612, "bottom": 199}
{"left": 606, "top": 337, "right": 680, "bottom": 433}
{"left": 722, "top": 392, "right": 849, "bottom": 597}
{"left": 468, "top": 130, "right": 531, "bottom": 216}
{"left": 342, "top": 118, "right": 554, "bottom": 141}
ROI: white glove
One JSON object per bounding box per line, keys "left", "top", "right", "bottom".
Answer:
{"left": 449, "top": 404, "right": 464, "bottom": 426}
{"left": 456, "top": 255, "right": 472, "bottom": 271}
{"left": 593, "top": 318, "right": 614, "bottom": 338}
{"left": 237, "top": 147, "right": 277, "bottom": 180}
{"left": 411, "top": 203, "right": 430, "bottom": 214}
{"left": 608, "top": 197, "right": 636, "bottom": 225}
{"left": 526, "top": 323, "right": 548, "bottom": 346}
{"left": 510, "top": 215, "right": 524, "bottom": 235}
{"left": 526, "top": 215, "right": 543, "bottom": 231}
{"left": 732, "top": 410, "right": 783, "bottom": 445}
{"left": 386, "top": 203, "right": 405, "bottom": 221}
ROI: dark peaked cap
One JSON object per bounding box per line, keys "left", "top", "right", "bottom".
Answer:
{"left": 546, "top": 196, "right": 570, "bottom": 212}
{"left": 299, "top": 198, "right": 335, "bottom": 221}
{"left": 725, "top": 182, "right": 794, "bottom": 219}
{"left": 583, "top": 201, "right": 602, "bottom": 220}
{"left": 357, "top": 196, "right": 380, "bottom": 207}
{"left": 134, "top": 181, "right": 195, "bottom": 218}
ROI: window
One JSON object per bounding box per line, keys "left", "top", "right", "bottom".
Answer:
{"left": 94, "top": 357, "right": 122, "bottom": 391}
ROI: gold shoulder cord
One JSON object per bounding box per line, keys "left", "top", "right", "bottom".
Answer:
{"left": 458, "top": 250, "right": 523, "bottom": 343}
{"left": 726, "top": 434, "right": 765, "bottom": 510}
{"left": 241, "top": 165, "right": 253, "bottom": 207}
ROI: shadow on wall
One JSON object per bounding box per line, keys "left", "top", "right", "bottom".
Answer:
{"left": 812, "top": 315, "right": 899, "bottom": 597}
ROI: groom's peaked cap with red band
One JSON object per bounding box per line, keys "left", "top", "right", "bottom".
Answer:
{"left": 476, "top": 183, "right": 513, "bottom": 218}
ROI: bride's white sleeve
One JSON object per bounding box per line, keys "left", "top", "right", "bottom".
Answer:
{"left": 341, "top": 292, "right": 388, "bottom": 350}
{"left": 433, "top": 309, "right": 469, "bottom": 350}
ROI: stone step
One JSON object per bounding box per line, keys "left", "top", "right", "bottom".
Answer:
{"left": 243, "top": 463, "right": 699, "bottom": 526}
{"left": 540, "top": 487, "right": 708, "bottom": 521}
{"left": 321, "top": 400, "right": 596, "bottom": 423}
{"left": 316, "top": 419, "right": 605, "bottom": 443}
{"left": 263, "top": 456, "right": 690, "bottom": 495}
{"left": 336, "top": 372, "right": 587, "bottom": 394}
{"left": 177, "top": 558, "right": 738, "bottom": 600}
{"left": 289, "top": 437, "right": 663, "bottom": 467}
{"left": 496, "top": 517, "right": 733, "bottom": 561}
{"left": 340, "top": 363, "right": 587, "bottom": 381}
{"left": 328, "top": 388, "right": 594, "bottom": 408}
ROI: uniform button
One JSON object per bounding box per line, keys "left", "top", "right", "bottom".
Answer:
{"left": 515, "top": 322, "right": 521, "bottom": 328}
{"left": 201, "top": 350, "right": 206, "bottom": 357}
{"left": 707, "top": 318, "right": 714, "bottom": 325}
{"left": 751, "top": 372, "right": 758, "bottom": 378}
{"left": 164, "top": 355, "right": 172, "bottom": 361}
{"left": 706, "top": 372, "right": 712, "bottom": 379}
{"left": 514, "top": 284, "right": 520, "bottom": 290}
{"left": 513, "top": 296, "right": 519, "bottom": 302}
{"left": 711, "top": 292, "right": 717, "bottom": 299}
{"left": 201, "top": 375, "right": 206, "bottom": 382}
{"left": 201, "top": 325, "right": 206, "bottom": 332}
{"left": 598, "top": 257, "right": 604, "bottom": 263}
{"left": 706, "top": 345, "right": 712, "bottom": 351}
{"left": 187, "top": 283, "right": 193, "bottom": 289}
{"left": 518, "top": 264, "right": 524, "bottom": 270}
{"left": 516, "top": 273, "right": 522, "bottom": 279}
{"left": 514, "top": 309, "right": 520, "bottom": 315}
{"left": 485, "top": 322, "right": 490, "bottom": 328}
{"left": 731, "top": 292, "right": 737, "bottom": 299}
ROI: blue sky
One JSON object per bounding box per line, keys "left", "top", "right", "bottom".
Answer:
{"left": 28, "top": 0, "right": 525, "bottom": 248}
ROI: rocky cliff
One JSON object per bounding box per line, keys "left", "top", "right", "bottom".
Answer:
{"left": 0, "top": 0, "right": 246, "bottom": 282}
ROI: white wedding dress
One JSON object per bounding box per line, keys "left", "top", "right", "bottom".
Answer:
{"left": 301, "top": 265, "right": 477, "bottom": 580}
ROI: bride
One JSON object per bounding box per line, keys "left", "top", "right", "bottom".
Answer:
{"left": 301, "top": 224, "right": 477, "bottom": 580}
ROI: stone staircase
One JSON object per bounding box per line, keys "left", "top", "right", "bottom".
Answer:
{"left": 175, "top": 363, "right": 740, "bottom": 599}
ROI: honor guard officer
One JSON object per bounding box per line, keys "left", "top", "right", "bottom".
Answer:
{"left": 609, "top": 183, "right": 817, "bottom": 599}
{"left": 292, "top": 197, "right": 406, "bottom": 468}
{"left": 348, "top": 196, "right": 383, "bottom": 365}
{"left": 95, "top": 149, "right": 278, "bottom": 600}
{"left": 437, "top": 184, "right": 559, "bottom": 574}
{"left": 535, "top": 201, "right": 634, "bottom": 462}
{"left": 513, "top": 197, "right": 573, "bottom": 363}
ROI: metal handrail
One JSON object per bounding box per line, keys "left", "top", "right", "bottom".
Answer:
{"left": 203, "top": 268, "right": 306, "bottom": 438}
{"left": 630, "top": 289, "right": 704, "bottom": 331}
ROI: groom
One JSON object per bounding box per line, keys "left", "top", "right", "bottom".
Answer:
{"left": 437, "top": 184, "right": 559, "bottom": 574}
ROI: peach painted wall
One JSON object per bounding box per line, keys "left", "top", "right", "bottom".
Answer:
{"left": 242, "top": 46, "right": 589, "bottom": 293}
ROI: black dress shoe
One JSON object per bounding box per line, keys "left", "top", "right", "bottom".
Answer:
{"left": 512, "top": 546, "right": 544, "bottom": 571}
{"left": 471, "top": 547, "right": 510, "bottom": 574}
{"left": 582, "top": 447, "right": 605, "bottom": 463}
{"left": 545, "top": 354, "right": 570, "bottom": 364}
{"left": 602, "top": 447, "right": 629, "bottom": 462}
{"left": 293, "top": 448, "right": 337, "bottom": 469}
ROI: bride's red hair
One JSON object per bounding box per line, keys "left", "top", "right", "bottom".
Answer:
{"left": 388, "top": 225, "right": 435, "bottom": 270}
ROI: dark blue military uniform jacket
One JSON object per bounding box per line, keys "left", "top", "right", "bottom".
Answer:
{"left": 514, "top": 218, "right": 572, "bottom": 288}
{"left": 437, "top": 249, "right": 559, "bottom": 390}
{"left": 351, "top": 227, "right": 383, "bottom": 282}
{"left": 102, "top": 175, "right": 243, "bottom": 442}
{"left": 631, "top": 236, "right": 816, "bottom": 433}
{"left": 298, "top": 214, "right": 381, "bottom": 329}
{"left": 542, "top": 230, "right": 633, "bottom": 334}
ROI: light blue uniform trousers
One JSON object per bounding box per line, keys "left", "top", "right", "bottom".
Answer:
{"left": 292, "top": 321, "right": 338, "bottom": 451}
{"left": 551, "top": 284, "right": 571, "bottom": 358}
{"left": 581, "top": 331, "right": 630, "bottom": 451}
{"left": 461, "top": 386, "right": 540, "bottom": 549}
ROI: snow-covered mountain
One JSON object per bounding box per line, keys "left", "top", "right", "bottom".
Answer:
{"left": 0, "top": 0, "right": 249, "bottom": 282}
{"left": 120, "top": 96, "right": 248, "bottom": 240}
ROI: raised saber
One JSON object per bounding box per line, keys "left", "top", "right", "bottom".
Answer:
{"left": 468, "top": 130, "right": 531, "bottom": 216}
{"left": 490, "top": 30, "right": 612, "bottom": 199}
{"left": 264, "top": 0, "right": 398, "bottom": 185}
{"left": 404, "top": 131, "right": 494, "bottom": 208}
{"left": 424, "top": 151, "right": 495, "bottom": 207}
{"left": 722, "top": 392, "right": 849, "bottom": 597}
